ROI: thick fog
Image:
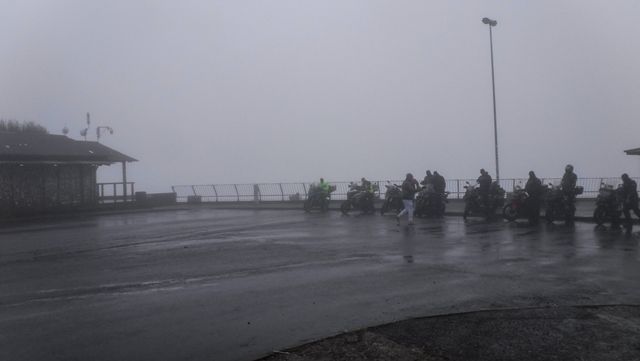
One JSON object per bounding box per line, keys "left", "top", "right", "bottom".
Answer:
{"left": 1, "top": 0, "right": 639, "bottom": 192}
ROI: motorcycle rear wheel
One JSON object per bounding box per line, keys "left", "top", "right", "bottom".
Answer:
{"left": 365, "top": 201, "right": 375, "bottom": 215}
{"left": 414, "top": 200, "right": 424, "bottom": 217}
{"left": 502, "top": 204, "right": 518, "bottom": 222}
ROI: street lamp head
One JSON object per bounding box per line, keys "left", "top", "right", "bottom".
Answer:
{"left": 482, "top": 17, "right": 497, "bottom": 26}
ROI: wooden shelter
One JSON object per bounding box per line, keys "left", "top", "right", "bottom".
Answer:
{"left": 0, "top": 132, "right": 136, "bottom": 215}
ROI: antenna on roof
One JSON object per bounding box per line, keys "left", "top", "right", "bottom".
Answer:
{"left": 96, "top": 126, "right": 114, "bottom": 143}
{"left": 80, "top": 112, "right": 91, "bottom": 141}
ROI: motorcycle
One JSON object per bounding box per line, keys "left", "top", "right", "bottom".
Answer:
{"left": 303, "top": 184, "right": 336, "bottom": 213}
{"left": 502, "top": 185, "right": 543, "bottom": 223}
{"left": 463, "top": 181, "right": 505, "bottom": 220}
{"left": 380, "top": 182, "right": 403, "bottom": 215}
{"left": 545, "top": 184, "right": 584, "bottom": 224}
{"left": 340, "top": 182, "right": 379, "bottom": 215}
{"left": 593, "top": 183, "right": 623, "bottom": 226}
{"left": 415, "top": 184, "right": 448, "bottom": 217}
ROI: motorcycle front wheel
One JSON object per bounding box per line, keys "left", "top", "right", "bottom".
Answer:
{"left": 438, "top": 202, "right": 446, "bottom": 217}
{"left": 593, "top": 206, "right": 607, "bottom": 226}
{"left": 303, "top": 199, "right": 312, "bottom": 213}
{"left": 485, "top": 207, "right": 495, "bottom": 222}
{"left": 545, "top": 207, "right": 555, "bottom": 223}
{"left": 340, "top": 201, "right": 351, "bottom": 215}
{"left": 380, "top": 200, "right": 389, "bottom": 215}
{"left": 463, "top": 203, "right": 471, "bottom": 220}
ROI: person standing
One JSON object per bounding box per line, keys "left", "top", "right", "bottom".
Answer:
{"left": 621, "top": 173, "right": 640, "bottom": 229}
{"left": 421, "top": 170, "right": 434, "bottom": 188}
{"left": 432, "top": 171, "right": 446, "bottom": 215}
{"left": 397, "top": 173, "right": 420, "bottom": 225}
{"left": 561, "top": 164, "right": 577, "bottom": 195}
{"left": 477, "top": 169, "right": 492, "bottom": 207}
{"left": 561, "top": 164, "right": 578, "bottom": 222}
{"left": 433, "top": 171, "right": 446, "bottom": 195}
{"left": 525, "top": 171, "right": 543, "bottom": 223}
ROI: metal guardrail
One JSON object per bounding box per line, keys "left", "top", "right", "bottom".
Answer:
{"left": 97, "top": 182, "right": 135, "bottom": 203}
{"left": 171, "top": 177, "right": 639, "bottom": 203}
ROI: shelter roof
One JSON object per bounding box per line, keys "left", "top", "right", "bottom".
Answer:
{"left": 0, "top": 132, "right": 137, "bottom": 163}
{"left": 624, "top": 148, "right": 640, "bottom": 156}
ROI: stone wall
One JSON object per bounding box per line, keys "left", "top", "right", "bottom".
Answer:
{"left": 0, "top": 164, "right": 98, "bottom": 215}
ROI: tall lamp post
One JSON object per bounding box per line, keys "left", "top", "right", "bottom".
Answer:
{"left": 482, "top": 17, "right": 500, "bottom": 181}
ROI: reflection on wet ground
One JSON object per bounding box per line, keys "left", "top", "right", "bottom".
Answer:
{"left": 0, "top": 209, "right": 638, "bottom": 361}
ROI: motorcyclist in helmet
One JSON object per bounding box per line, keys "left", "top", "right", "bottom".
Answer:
{"left": 319, "top": 178, "right": 330, "bottom": 194}
{"left": 360, "top": 177, "right": 373, "bottom": 192}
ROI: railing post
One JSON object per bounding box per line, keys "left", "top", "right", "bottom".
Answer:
{"left": 234, "top": 184, "right": 240, "bottom": 202}
{"left": 131, "top": 183, "right": 134, "bottom": 201}
{"left": 302, "top": 183, "right": 307, "bottom": 197}
{"left": 457, "top": 179, "right": 460, "bottom": 199}
{"left": 191, "top": 185, "right": 197, "bottom": 196}
{"left": 253, "top": 184, "right": 261, "bottom": 204}
{"left": 279, "top": 183, "right": 285, "bottom": 201}
{"left": 113, "top": 183, "right": 117, "bottom": 203}
{"left": 212, "top": 185, "right": 218, "bottom": 202}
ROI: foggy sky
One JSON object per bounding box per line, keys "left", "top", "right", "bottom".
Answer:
{"left": 1, "top": 0, "right": 639, "bottom": 192}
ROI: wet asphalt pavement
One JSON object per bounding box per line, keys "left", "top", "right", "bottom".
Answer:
{"left": 0, "top": 209, "right": 639, "bottom": 361}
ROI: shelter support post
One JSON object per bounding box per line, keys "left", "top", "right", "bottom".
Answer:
{"left": 122, "top": 162, "right": 127, "bottom": 202}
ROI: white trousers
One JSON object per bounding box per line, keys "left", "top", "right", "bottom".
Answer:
{"left": 397, "top": 199, "right": 414, "bottom": 222}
